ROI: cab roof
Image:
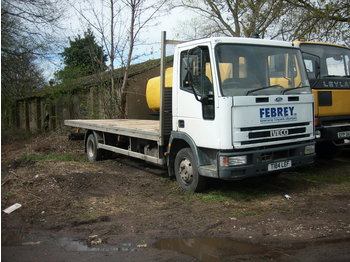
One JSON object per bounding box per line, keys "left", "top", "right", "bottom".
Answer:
{"left": 293, "top": 41, "right": 349, "bottom": 50}
{"left": 177, "top": 37, "right": 296, "bottom": 49}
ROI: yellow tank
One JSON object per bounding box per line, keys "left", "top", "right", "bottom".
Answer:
{"left": 146, "top": 67, "right": 173, "bottom": 112}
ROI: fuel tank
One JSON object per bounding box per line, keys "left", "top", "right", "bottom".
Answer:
{"left": 146, "top": 67, "right": 173, "bottom": 112}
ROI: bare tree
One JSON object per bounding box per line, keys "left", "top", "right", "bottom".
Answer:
{"left": 71, "top": 0, "right": 166, "bottom": 118}
{"left": 275, "top": 0, "right": 350, "bottom": 44}
{"left": 170, "top": 0, "right": 349, "bottom": 44}
{"left": 1, "top": 0, "right": 65, "bottom": 57}
{"left": 1, "top": 0, "right": 65, "bottom": 128}
{"left": 170, "top": 0, "right": 285, "bottom": 38}
{"left": 283, "top": 0, "right": 350, "bottom": 23}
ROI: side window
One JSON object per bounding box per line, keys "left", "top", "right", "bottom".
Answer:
{"left": 302, "top": 54, "right": 317, "bottom": 79}
{"left": 326, "top": 55, "right": 346, "bottom": 76}
{"left": 180, "top": 47, "right": 213, "bottom": 97}
{"left": 180, "top": 49, "right": 200, "bottom": 93}
{"left": 180, "top": 46, "right": 215, "bottom": 120}
{"left": 304, "top": 59, "right": 314, "bottom": 73}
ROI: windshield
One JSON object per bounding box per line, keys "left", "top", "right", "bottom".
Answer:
{"left": 215, "top": 44, "right": 311, "bottom": 96}
{"left": 300, "top": 44, "right": 350, "bottom": 78}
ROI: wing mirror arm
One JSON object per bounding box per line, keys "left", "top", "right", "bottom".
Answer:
{"left": 184, "top": 71, "right": 202, "bottom": 102}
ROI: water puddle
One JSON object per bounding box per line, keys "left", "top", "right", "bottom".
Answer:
{"left": 1, "top": 230, "right": 24, "bottom": 246}
{"left": 57, "top": 237, "right": 138, "bottom": 252}
{"left": 154, "top": 237, "right": 350, "bottom": 262}
{"left": 153, "top": 237, "right": 272, "bottom": 262}
{"left": 2, "top": 230, "right": 138, "bottom": 252}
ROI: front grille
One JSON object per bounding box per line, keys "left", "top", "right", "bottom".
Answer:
{"left": 238, "top": 122, "right": 312, "bottom": 146}
{"left": 249, "top": 127, "right": 306, "bottom": 139}
{"left": 241, "top": 134, "right": 310, "bottom": 145}
{"left": 241, "top": 122, "right": 309, "bottom": 131}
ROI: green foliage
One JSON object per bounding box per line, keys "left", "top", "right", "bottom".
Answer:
{"left": 55, "top": 29, "right": 107, "bottom": 82}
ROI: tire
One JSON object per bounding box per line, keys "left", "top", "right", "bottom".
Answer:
{"left": 86, "top": 133, "right": 103, "bottom": 162}
{"left": 174, "top": 148, "right": 207, "bottom": 192}
{"left": 316, "top": 141, "right": 341, "bottom": 159}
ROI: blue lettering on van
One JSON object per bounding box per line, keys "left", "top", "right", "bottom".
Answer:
{"left": 259, "top": 106, "right": 296, "bottom": 123}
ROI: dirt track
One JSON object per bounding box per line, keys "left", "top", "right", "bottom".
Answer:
{"left": 2, "top": 133, "right": 350, "bottom": 261}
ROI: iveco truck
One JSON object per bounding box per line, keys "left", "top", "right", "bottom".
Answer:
{"left": 65, "top": 32, "right": 315, "bottom": 192}
{"left": 294, "top": 41, "right": 350, "bottom": 157}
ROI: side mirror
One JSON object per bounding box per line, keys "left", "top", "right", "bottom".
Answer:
{"left": 201, "top": 94, "right": 214, "bottom": 105}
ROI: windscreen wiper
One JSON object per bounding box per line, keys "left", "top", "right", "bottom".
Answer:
{"left": 322, "top": 75, "right": 341, "bottom": 77}
{"left": 282, "top": 85, "right": 310, "bottom": 94}
{"left": 246, "top": 85, "right": 282, "bottom": 95}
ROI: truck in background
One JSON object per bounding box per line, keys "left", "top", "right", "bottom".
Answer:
{"left": 65, "top": 32, "right": 315, "bottom": 192}
{"left": 294, "top": 41, "right": 350, "bottom": 157}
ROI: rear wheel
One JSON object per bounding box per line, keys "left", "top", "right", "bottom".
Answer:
{"left": 174, "top": 148, "right": 207, "bottom": 192}
{"left": 86, "top": 133, "right": 102, "bottom": 162}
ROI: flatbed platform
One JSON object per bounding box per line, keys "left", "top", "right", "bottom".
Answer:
{"left": 64, "top": 119, "right": 160, "bottom": 142}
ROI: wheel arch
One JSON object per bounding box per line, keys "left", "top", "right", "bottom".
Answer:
{"left": 84, "top": 130, "right": 103, "bottom": 152}
{"left": 167, "top": 132, "right": 200, "bottom": 177}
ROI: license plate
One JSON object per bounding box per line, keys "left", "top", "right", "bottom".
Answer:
{"left": 338, "top": 131, "right": 350, "bottom": 139}
{"left": 268, "top": 160, "right": 292, "bottom": 171}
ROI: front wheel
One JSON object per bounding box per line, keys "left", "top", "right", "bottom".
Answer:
{"left": 174, "top": 148, "right": 207, "bottom": 192}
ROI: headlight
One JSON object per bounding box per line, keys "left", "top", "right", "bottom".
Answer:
{"left": 304, "top": 145, "right": 315, "bottom": 155}
{"left": 315, "top": 130, "right": 321, "bottom": 139}
{"left": 220, "top": 155, "right": 247, "bottom": 166}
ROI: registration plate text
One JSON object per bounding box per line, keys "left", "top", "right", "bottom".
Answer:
{"left": 268, "top": 160, "right": 292, "bottom": 171}
{"left": 338, "top": 131, "right": 350, "bottom": 139}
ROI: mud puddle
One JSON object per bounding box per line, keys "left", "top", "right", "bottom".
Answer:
{"left": 153, "top": 237, "right": 350, "bottom": 262}
{"left": 153, "top": 237, "right": 276, "bottom": 262}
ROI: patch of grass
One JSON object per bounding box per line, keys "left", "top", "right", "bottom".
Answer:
{"left": 2, "top": 192, "right": 16, "bottom": 200}
{"left": 83, "top": 214, "right": 98, "bottom": 221}
{"left": 197, "top": 191, "right": 231, "bottom": 202}
{"left": 72, "top": 214, "right": 99, "bottom": 226}
{"left": 21, "top": 153, "right": 86, "bottom": 162}
{"left": 282, "top": 169, "right": 350, "bottom": 185}
{"left": 328, "top": 183, "right": 350, "bottom": 191}
{"left": 159, "top": 176, "right": 172, "bottom": 184}
{"left": 197, "top": 189, "right": 268, "bottom": 202}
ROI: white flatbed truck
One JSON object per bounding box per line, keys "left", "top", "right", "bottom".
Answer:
{"left": 65, "top": 32, "right": 316, "bottom": 192}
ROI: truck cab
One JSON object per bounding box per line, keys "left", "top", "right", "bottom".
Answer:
{"left": 167, "top": 37, "right": 315, "bottom": 191}
{"left": 294, "top": 41, "right": 350, "bottom": 157}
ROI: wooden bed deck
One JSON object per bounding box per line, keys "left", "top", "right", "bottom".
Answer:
{"left": 64, "top": 119, "right": 160, "bottom": 141}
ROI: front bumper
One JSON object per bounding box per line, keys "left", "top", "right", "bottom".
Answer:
{"left": 316, "top": 125, "right": 350, "bottom": 146}
{"left": 218, "top": 141, "right": 315, "bottom": 180}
